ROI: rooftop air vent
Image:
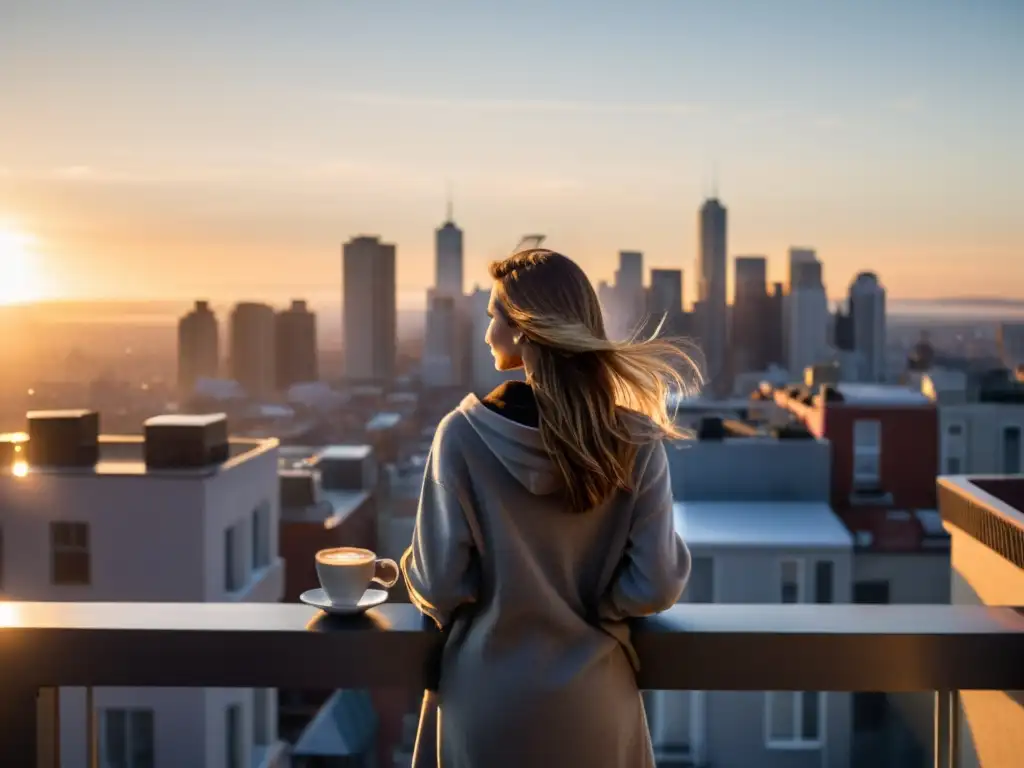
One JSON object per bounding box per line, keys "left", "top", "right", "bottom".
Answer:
{"left": 26, "top": 410, "right": 100, "bottom": 468}
{"left": 143, "top": 413, "right": 229, "bottom": 469}
{"left": 279, "top": 469, "right": 322, "bottom": 508}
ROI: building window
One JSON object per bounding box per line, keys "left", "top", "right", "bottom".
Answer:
{"left": 813, "top": 561, "right": 834, "bottom": 604}
{"left": 101, "top": 708, "right": 155, "bottom": 768}
{"left": 1003, "top": 427, "right": 1022, "bottom": 474}
{"left": 947, "top": 424, "right": 962, "bottom": 436}
{"left": 686, "top": 557, "right": 714, "bottom": 603}
{"left": 226, "top": 703, "right": 243, "bottom": 768}
{"left": 50, "top": 522, "right": 90, "bottom": 586}
{"left": 253, "top": 688, "right": 270, "bottom": 746}
{"left": 765, "top": 691, "right": 824, "bottom": 748}
{"left": 252, "top": 501, "right": 271, "bottom": 570}
{"left": 225, "top": 523, "right": 245, "bottom": 593}
{"left": 946, "top": 457, "right": 962, "bottom": 475}
{"left": 853, "top": 420, "right": 882, "bottom": 488}
{"left": 779, "top": 559, "right": 804, "bottom": 604}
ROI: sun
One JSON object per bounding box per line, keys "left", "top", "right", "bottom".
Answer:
{"left": 0, "top": 225, "right": 44, "bottom": 305}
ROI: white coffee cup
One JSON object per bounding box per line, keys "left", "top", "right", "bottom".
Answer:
{"left": 315, "top": 546, "right": 399, "bottom": 606}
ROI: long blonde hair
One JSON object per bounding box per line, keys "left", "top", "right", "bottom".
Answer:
{"left": 489, "top": 248, "right": 702, "bottom": 513}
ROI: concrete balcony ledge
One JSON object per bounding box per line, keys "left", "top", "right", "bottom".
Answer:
{"left": 0, "top": 602, "right": 1022, "bottom": 692}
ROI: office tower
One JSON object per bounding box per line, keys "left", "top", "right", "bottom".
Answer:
{"left": 423, "top": 290, "right": 470, "bottom": 388}
{"left": 786, "top": 252, "right": 829, "bottom": 377}
{"left": 342, "top": 236, "right": 397, "bottom": 383}
{"left": 0, "top": 410, "right": 283, "bottom": 765}
{"left": 229, "top": 302, "right": 276, "bottom": 398}
{"left": 998, "top": 323, "right": 1024, "bottom": 369}
{"left": 765, "top": 283, "right": 786, "bottom": 367}
{"left": 788, "top": 248, "right": 818, "bottom": 290}
{"left": 732, "top": 256, "right": 769, "bottom": 373}
{"left": 435, "top": 198, "right": 464, "bottom": 297}
{"left": 697, "top": 199, "right": 728, "bottom": 392}
{"left": 649, "top": 269, "right": 683, "bottom": 315}
{"left": 848, "top": 273, "right": 887, "bottom": 382}
{"left": 177, "top": 300, "right": 219, "bottom": 396}
{"left": 616, "top": 251, "right": 645, "bottom": 331}
{"left": 275, "top": 300, "right": 318, "bottom": 391}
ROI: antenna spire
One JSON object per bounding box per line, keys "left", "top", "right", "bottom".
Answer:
{"left": 445, "top": 180, "right": 454, "bottom": 223}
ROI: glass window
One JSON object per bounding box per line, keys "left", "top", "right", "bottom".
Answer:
{"left": 947, "top": 424, "right": 962, "bottom": 436}
{"left": 50, "top": 522, "right": 90, "bottom": 586}
{"left": 225, "top": 524, "right": 244, "bottom": 592}
{"left": 101, "top": 709, "right": 155, "bottom": 768}
{"left": 780, "top": 560, "right": 802, "bottom": 604}
{"left": 1003, "top": 427, "right": 1021, "bottom": 474}
{"left": 853, "top": 420, "right": 882, "bottom": 487}
{"left": 946, "top": 457, "right": 961, "bottom": 475}
{"left": 251, "top": 501, "right": 271, "bottom": 570}
{"left": 813, "top": 561, "right": 834, "bottom": 604}
{"left": 253, "top": 688, "right": 269, "bottom": 746}
{"left": 766, "top": 692, "right": 824, "bottom": 748}
{"left": 226, "top": 703, "right": 243, "bottom": 768}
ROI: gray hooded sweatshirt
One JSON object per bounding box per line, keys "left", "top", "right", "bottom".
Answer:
{"left": 402, "top": 392, "right": 691, "bottom": 768}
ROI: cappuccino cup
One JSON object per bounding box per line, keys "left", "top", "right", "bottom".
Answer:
{"left": 315, "top": 547, "right": 399, "bottom": 606}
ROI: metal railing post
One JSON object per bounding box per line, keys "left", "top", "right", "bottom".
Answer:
{"left": 935, "top": 690, "right": 962, "bottom": 768}
{"left": 0, "top": 682, "right": 39, "bottom": 767}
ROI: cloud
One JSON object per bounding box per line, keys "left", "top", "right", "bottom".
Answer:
{"left": 320, "top": 91, "right": 708, "bottom": 117}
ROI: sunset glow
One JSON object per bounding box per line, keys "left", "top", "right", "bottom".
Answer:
{"left": 0, "top": 226, "right": 45, "bottom": 305}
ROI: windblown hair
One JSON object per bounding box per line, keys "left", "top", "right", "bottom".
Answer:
{"left": 489, "top": 248, "right": 703, "bottom": 513}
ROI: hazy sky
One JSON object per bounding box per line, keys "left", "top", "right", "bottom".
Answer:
{"left": 1, "top": 0, "right": 1021, "bottom": 307}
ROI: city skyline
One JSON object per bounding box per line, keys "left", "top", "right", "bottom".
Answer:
{"left": 1, "top": 2, "right": 1021, "bottom": 306}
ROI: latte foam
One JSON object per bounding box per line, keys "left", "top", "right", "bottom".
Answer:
{"left": 317, "top": 547, "right": 374, "bottom": 566}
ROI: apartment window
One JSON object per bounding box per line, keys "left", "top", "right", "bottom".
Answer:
{"left": 946, "top": 457, "right": 962, "bottom": 475}
{"left": 853, "top": 420, "right": 882, "bottom": 488}
{"left": 50, "top": 522, "right": 90, "bottom": 586}
{"left": 1003, "top": 427, "right": 1022, "bottom": 474}
{"left": 252, "top": 501, "right": 271, "bottom": 570}
{"left": 253, "top": 688, "right": 270, "bottom": 746}
{"left": 101, "top": 708, "right": 155, "bottom": 768}
{"left": 224, "top": 523, "right": 245, "bottom": 593}
{"left": 765, "top": 691, "right": 825, "bottom": 748}
{"left": 813, "top": 561, "right": 834, "bottom": 604}
{"left": 686, "top": 557, "right": 714, "bottom": 603}
{"left": 947, "top": 424, "right": 963, "bottom": 436}
{"left": 779, "top": 559, "right": 803, "bottom": 604}
{"left": 226, "top": 703, "right": 243, "bottom": 768}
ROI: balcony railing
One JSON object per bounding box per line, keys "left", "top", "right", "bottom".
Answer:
{"left": 1, "top": 601, "right": 1022, "bottom": 767}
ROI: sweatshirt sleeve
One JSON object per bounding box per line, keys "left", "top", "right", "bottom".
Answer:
{"left": 599, "top": 441, "right": 691, "bottom": 621}
{"left": 401, "top": 420, "right": 480, "bottom": 630}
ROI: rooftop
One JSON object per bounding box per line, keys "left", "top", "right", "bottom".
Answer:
{"left": 830, "top": 383, "right": 931, "bottom": 407}
{"left": 673, "top": 501, "right": 853, "bottom": 549}
{"left": 2, "top": 434, "right": 274, "bottom": 478}
{"left": 839, "top": 507, "right": 949, "bottom": 552}
{"left": 317, "top": 445, "right": 373, "bottom": 462}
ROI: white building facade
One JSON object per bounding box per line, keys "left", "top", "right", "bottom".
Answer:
{"left": 0, "top": 413, "right": 286, "bottom": 768}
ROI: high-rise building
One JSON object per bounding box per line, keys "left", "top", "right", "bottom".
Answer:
{"left": 616, "top": 250, "right": 645, "bottom": 331}
{"left": 275, "top": 300, "right": 318, "bottom": 391}
{"left": 697, "top": 199, "right": 728, "bottom": 392}
{"left": 848, "top": 272, "right": 887, "bottom": 382}
{"left": 786, "top": 252, "right": 829, "bottom": 377}
{"left": 423, "top": 290, "right": 470, "bottom": 388}
{"left": 435, "top": 198, "right": 464, "bottom": 297}
{"left": 765, "top": 283, "right": 785, "bottom": 367}
{"left": 342, "top": 236, "right": 397, "bottom": 383}
{"left": 229, "top": 302, "right": 276, "bottom": 398}
{"left": 649, "top": 269, "right": 683, "bottom": 315}
{"left": 998, "top": 323, "right": 1024, "bottom": 370}
{"left": 468, "top": 286, "right": 524, "bottom": 395}
{"left": 177, "top": 300, "right": 219, "bottom": 396}
{"left": 732, "top": 256, "right": 768, "bottom": 373}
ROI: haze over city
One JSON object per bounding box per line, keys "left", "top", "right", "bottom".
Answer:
{"left": 1, "top": 0, "right": 1021, "bottom": 308}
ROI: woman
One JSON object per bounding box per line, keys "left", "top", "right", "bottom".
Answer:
{"left": 401, "top": 248, "right": 698, "bottom": 767}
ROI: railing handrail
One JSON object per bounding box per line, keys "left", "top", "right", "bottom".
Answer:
{"left": 1, "top": 602, "right": 1022, "bottom": 692}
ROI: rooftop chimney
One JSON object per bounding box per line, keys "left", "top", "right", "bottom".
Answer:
{"left": 26, "top": 410, "right": 100, "bottom": 468}
{"left": 143, "top": 413, "right": 229, "bottom": 469}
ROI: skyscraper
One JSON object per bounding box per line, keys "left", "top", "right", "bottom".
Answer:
{"left": 848, "top": 272, "right": 887, "bottom": 382}
{"left": 229, "top": 302, "right": 276, "bottom": 398}
{"left": 732, "top": 256, "right": 769, "bottom": 373}
{"left": 648, "top": 269, "right": 683, "bottom": 316}
{"left": 786, "top": 252, "right": 829, "bottom": 377}
{"left": 697, "top": 198, "right": 728, "bottom": 391}
{"left": 177, "top": 300, "right": 219, "bottom": 396}
{"left": 275, "top": 300, "right": 318, "bottom": 391}
{"left": 435, "top": 197, "right": 464, "bottom": 297}
{"left": 617, "top": 250, "right": 645, "bottom": 331}
{"left": 342, "top": 236, "right": 397, "bottom": 383}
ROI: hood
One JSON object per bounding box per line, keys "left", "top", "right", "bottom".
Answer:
{"left": 457, "top": 394, "right": 561, "bottom": 495}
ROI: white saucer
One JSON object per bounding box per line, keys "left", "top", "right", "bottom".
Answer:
{"left": 300, "top": 587, "right": 388, "bottom": 616}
